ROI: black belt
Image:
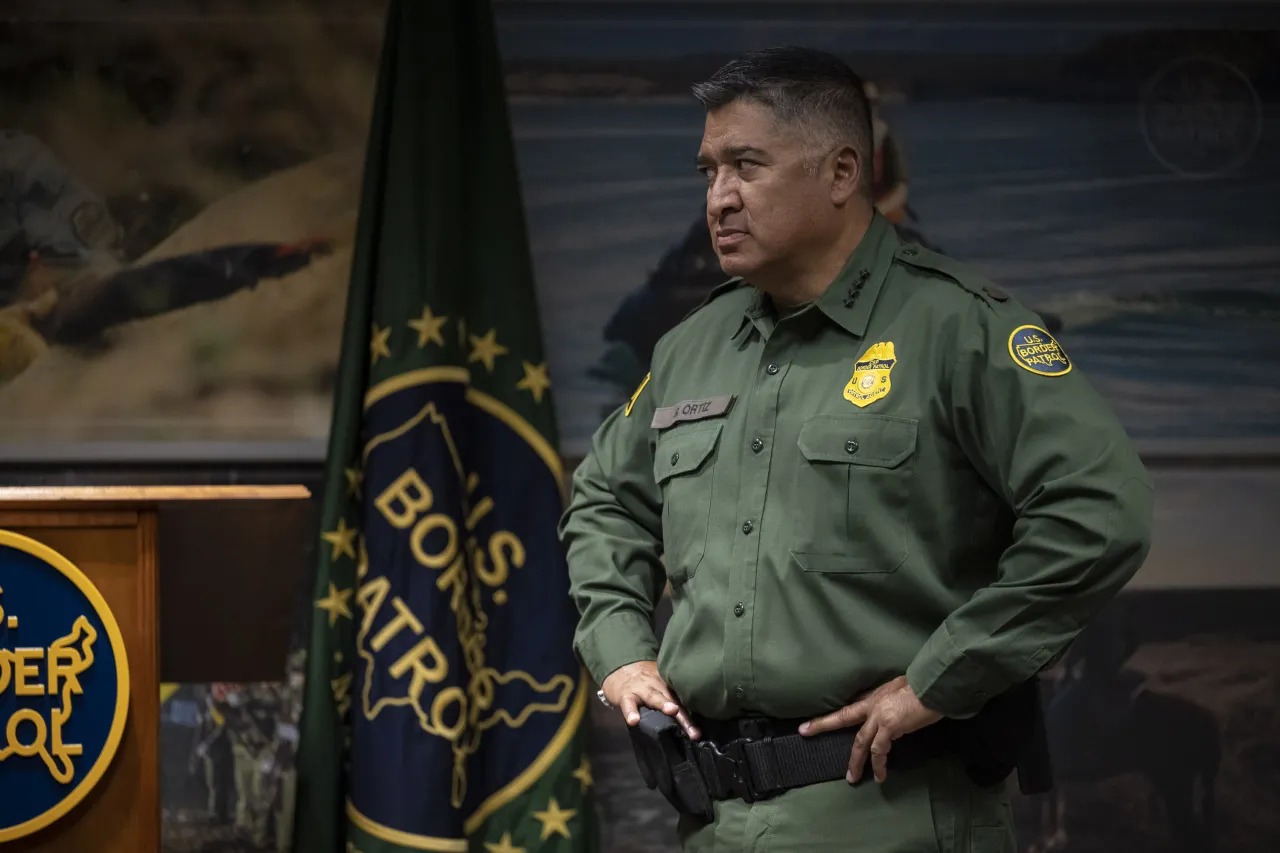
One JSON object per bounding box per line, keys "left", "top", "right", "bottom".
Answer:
{"left": 627, "top": 678, "right": 1053, "bottom": 821}
{"left": 627, "top": 709, "right": 956, "bottom": 822}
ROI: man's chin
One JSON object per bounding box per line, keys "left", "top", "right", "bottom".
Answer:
{"left": 715, "top": 250, "right": 756, "bottom": 279}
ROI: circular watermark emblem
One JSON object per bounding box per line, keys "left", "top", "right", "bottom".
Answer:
{"left": 1141, "top": 55, "right": 1262, "bottom": 178}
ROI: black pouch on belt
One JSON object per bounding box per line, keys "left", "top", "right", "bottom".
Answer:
{"left": 627, "top": 707, "right": 715, "bottom": 821}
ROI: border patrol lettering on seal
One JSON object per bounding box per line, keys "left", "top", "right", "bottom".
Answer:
{"left": 1008, "top": 325, "right": 1072, "bottom": 377}
{"left": 844, "top": 341, "right": 897, "bottom": 408}
{"left": 0, "top": 529, "right": 131, "bottom": 844}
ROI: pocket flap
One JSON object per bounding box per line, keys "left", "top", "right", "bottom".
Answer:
{"left": 797, "top": 414, "right": 917, "bottom": 468}
{"left": 654, "top": 423, "right": 723, "bottom": 484}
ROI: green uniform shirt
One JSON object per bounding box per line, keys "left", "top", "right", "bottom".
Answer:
{"left": 559, "top": 212, "right": 1154, "bottom": 722}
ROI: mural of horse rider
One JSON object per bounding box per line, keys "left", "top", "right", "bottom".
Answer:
{"left": 1028, "top": 600, "right": 1221, "bottom": 853}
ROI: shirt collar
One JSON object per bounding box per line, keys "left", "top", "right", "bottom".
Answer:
{"left": 731, "top": 211, "right": 901, "bottom": 343}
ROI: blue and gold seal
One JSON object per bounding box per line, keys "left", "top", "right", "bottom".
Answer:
{"left": 0, "top": 530, "right": 130, "bottom": 843}
{"left": 1008, "top": 325, "right": 1072, "bottom": 377}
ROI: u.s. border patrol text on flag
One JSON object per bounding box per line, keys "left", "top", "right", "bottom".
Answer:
{"left": 291, "top": 1, "right": 600, "bottom": 851}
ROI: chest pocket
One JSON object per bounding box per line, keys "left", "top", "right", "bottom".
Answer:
{"left": 789, "top": 414, "right": 918, "bottom": 574}
{"left": 653, "top": 422, "right": 722, "bottom": 587}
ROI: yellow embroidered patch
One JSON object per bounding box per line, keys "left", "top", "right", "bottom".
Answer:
{"left": 625, "top": 372, "right": 650, "bottom": 416}
{"left": 1008, "top": 325, "right": 1072, "bottom": 376}
{"left": 844, "top": 342, "right": 897, "bottom": 408}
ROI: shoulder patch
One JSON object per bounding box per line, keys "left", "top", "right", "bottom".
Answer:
{"left": 681, "top": 277, "right": 748, "bottom": 323}
{"left": 893, "top": 245, "right": 1002, "bottom": 306}
{"left": 1008, "top": 325, "right": 1072, "bottom": 377}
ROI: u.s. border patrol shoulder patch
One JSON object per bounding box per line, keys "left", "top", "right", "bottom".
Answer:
{"left": 1008, "top": 325, "right": 1072, "bottom": 376}
{"left": 844, "top": 341, "right": 897, "bottom": 407}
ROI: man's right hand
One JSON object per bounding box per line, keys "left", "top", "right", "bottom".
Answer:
{"left": 601, "top": 660, "right": 700, "bottom": 740}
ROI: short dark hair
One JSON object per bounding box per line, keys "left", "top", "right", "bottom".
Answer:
{"left": 692, "top": 46, "right": 874, "bottom": 191}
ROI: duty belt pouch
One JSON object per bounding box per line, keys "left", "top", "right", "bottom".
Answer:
{"left": 958, "top": 676, "right": 1054, "bottom": 794}
{"left": 627, "top": 707, "right": 714, "bottom": 821}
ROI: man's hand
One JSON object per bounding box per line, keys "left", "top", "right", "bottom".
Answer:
{"left": 601, "top": 661, "right": 700, "bottom": 740}
{"left": 797, "top": 676, "right": 942, "bottom": 784}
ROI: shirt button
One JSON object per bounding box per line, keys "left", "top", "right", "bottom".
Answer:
{"left": 734, "top": 602, "right": 745, "bottom": 617}
{"left": 735, "top": 686, "right": 745, "bottom": 699}
{"left": 751, "top": 438, "right": 764, "bottom": 453}
{"left": 670, "top": 452, "right": 679, "bottom": 465}
{"left": 845, "top": 439, "right": 859, "bottom": 454}
{"left": 766, "top": 363, "right": 779, "bottom": 375}
{"left": 741, "top": 520, "right": 754, "bottom": 534}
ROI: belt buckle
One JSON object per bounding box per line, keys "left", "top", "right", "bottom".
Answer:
{"left": 701, "top": 738, "right": 758, "bottom": 804}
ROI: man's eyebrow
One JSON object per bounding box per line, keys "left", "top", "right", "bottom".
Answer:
{"left": 695, "top": 146, "right": 768, "bottom": 168}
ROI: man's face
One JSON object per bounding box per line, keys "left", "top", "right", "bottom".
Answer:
{"left": 696, "top": 99, "right": 846, "bottom": 282}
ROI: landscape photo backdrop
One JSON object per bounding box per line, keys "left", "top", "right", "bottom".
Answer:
{"left": 0, "top": 2, "right": 1275, "bottom": 852}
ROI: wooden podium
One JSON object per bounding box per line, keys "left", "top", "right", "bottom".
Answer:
{"left": 0, "top": 485, "right": 312, "bottom": 852}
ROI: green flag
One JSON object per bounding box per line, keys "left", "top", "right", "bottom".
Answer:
{"left": 291, "top": 0, "right": 600, "bottom": 851}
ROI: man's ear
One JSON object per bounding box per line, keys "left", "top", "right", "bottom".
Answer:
{"left": 828, "top": 145, "right": 861, "bottom": 205}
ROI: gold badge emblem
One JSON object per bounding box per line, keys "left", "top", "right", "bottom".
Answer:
{"left": 844, "top": 342, "right": 897, "bottom": 408}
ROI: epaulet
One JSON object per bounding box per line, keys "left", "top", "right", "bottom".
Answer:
{"left": 892, "top": 244, "right": 1011, "bottom": 307}
{"left": 681, "top": 276, "right": 748, "bottom": 322}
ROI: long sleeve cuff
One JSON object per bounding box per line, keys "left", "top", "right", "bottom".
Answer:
{"left": 905, "top": 620, "right": 1022, "bottom": 719}
{"left": 575, "top": 611, "right": 661, "bottom": 686}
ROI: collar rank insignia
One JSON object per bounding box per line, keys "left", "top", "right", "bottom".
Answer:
{"left": 844, "top": 341, "right": 897, "bottom": 408}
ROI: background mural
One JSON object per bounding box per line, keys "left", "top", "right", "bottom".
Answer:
{"left": 0, "top": 1, "right": 1275, "bottom": 852}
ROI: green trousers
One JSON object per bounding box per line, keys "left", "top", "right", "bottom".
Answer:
{"left": 675, "top": 755, "right": 1016, "bottom": 853}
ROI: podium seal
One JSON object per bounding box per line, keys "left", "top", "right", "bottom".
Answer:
{"left": 0, "top": 530, "right": 131, "bottom": 843}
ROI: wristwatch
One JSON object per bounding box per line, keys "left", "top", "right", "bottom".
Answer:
{"left": 596, "top": 689, "right": 612, "bottom": 708}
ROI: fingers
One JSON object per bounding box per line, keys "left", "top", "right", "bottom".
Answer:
{"left": 671, "top": 706, "right": 701, "bottom": 741}
{"left": 847, "top": 718, "right": 877, "bottom": 783}
{"left": 620, "top": 693, "right": 642, "bottom": 725}
{"left": 799, "top": 700, "right": 867, "bottom": 736}
{"left": 869, "top": 726, "right": 894, "bottom": 783}
{"left": 617, "top": 677, "right": 699, "bottom": 740}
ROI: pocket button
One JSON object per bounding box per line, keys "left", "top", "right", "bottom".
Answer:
{"left": 845, "top": 439, "right": 859, "bottom": 454}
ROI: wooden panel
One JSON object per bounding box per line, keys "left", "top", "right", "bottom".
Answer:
{"left": 158, "top": 497, "right": 317, "bottom": 682}
{"left": 4, "top": 514, "right": 160, "bottom": 853}
{"left": 0, "top": 511, "right": 138, "bottom": 529}
{"left": 0, "top": 485, "right": 309, "bottom": 510}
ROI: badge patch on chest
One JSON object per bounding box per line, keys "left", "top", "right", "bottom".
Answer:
{"left": 1008, "top": 325, "right": 1072, "bottom": 376}
{"left": 651, "top": 395, "right": 735, "bottom": 429}
{"left": 844, "top": 341, "right": 897, "bottom": 408}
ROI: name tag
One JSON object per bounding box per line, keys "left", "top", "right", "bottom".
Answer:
{"left": 651, "top": 395, "right": 735, "bottom": 429}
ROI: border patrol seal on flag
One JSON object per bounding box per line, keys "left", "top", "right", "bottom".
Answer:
{"left": 342, "top": 367, "right": 587, "bottom": 849}
{"left": 844, "top": 341, "right": 897, "bottom": 408}
{"left": 0, "top": 530, "right": 130, "bottom": 844}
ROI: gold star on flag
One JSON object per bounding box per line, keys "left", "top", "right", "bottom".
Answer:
{"left": 484, "top": 833, "right": 525, "bottom": 853}
{"left": 321, "top": 518, "right": 358, "bottom": 561}
{"left": 370, "top": 322, "right": 392, "bottom": 363}
{"left": 468, "top": 328, "right": 508, "bottom": 373}
{"left": 572, "top": 756, "right": 594, "bottom": 790}
{"left": 315, "top": 583, "right": 353, "bottom": 627}
{"left": 516, "top": 360, "right": 551, "bottom": 403}
{"left": 344, "top": 467, "right": 363, "bottom": 498}
{"left": 532, "top": 798, "right": 576, "bottom": 840}
{"left": 408, "top": 306, "right": 447, "bottom": 347}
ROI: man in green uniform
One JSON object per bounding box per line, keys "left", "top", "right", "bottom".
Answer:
{"left": 559, "top": 47, "right": 1154, "bottom": 852}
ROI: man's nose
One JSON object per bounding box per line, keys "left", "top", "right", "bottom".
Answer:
{"left": 706, "top": 171, "right": 741, "bottom": 219}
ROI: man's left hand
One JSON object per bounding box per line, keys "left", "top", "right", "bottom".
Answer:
{"left": 797, "top": 676, "right": 943, "bottom": 784}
